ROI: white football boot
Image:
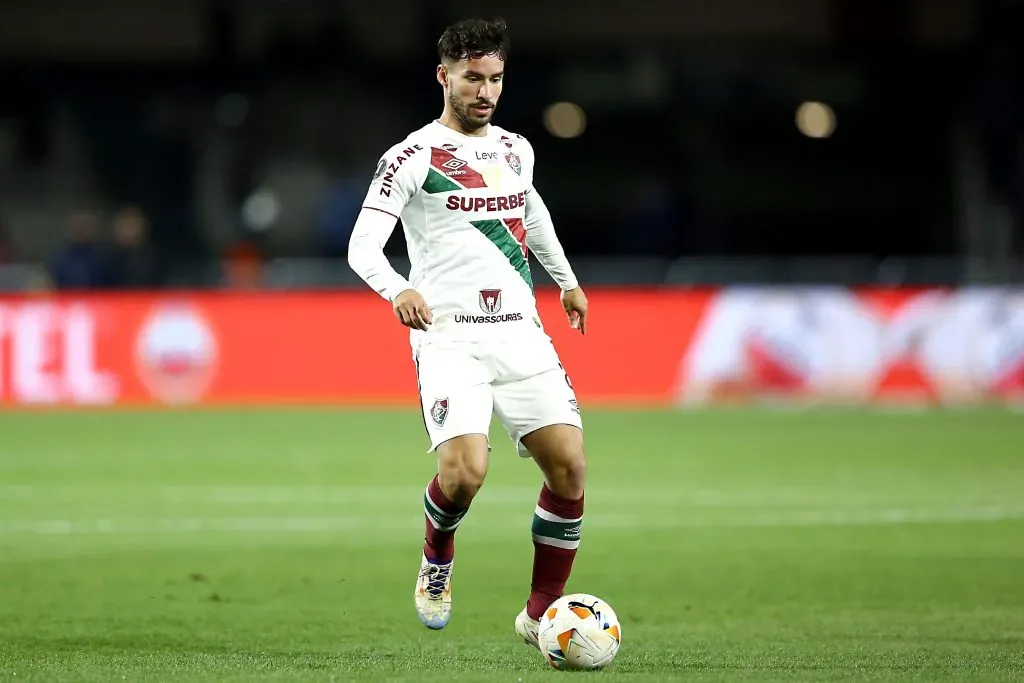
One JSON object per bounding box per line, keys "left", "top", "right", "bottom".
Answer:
{"left": 414, "top": 553, "right": 453, "bottom": 630}
{"left": 514, "top": 607, "right": 541, "bottom": 649}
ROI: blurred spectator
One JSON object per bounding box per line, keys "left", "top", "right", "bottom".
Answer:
{"left": 223, "top": 236, "right": 264, "bottom": 289}
{"left": 107, "top": 204, "right": 164, "bottom": 289}
{"left": 49, "top": 210, "right": 110, "bottom": 290}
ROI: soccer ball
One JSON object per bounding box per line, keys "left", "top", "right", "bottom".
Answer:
{"left": 537, "top": 593, "right": 621, "bottom": 670}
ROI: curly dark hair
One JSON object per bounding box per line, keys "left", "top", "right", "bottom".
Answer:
{"left": 437, "top": 17, "right": 510, "bottom": 64}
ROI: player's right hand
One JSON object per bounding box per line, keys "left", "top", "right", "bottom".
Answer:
{"left": 392, "top": 289, "right": 433, "bottom": 331}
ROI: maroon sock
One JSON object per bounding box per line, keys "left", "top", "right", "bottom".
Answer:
{"left": 422, "top": 474, "right": 468, "bottom": 564}
{"left": 526, "top": 484, "right": 584, "bottom": 620}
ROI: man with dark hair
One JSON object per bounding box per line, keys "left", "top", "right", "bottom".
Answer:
{"left": 435, "top": 17, "right": 510, "bottom": 130}
{"left": 348, "top": 17, "right": 590, "bottom": 649}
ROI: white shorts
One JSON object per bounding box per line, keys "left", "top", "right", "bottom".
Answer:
{"left": 413, "top": 335, "right": 582, "bottom": 457}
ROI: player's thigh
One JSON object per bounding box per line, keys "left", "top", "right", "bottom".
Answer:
{"left": 492, "top": 363, "right": 582, "bottom": 458}
{"left": 415, "top": 344, "right": 494, "bottom": 453}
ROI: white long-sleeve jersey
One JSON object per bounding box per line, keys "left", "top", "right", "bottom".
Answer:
{"left": 348, "top": 120, "right": 579, "bottom": 343}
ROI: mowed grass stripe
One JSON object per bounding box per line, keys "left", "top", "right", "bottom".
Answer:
{"left": 3, "top": 505, "right": 1024, "bottom": 536}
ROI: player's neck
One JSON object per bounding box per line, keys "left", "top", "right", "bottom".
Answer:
{"left": 436, "top": 110, "right": 489, "bottom": 138}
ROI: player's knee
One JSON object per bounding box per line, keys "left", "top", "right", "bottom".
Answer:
{"left": 443, "top": 463, "right": 487, "bottom": 506}
{"left": 551, "top": 447, "right": 586, "bottom": 501}
{"left": 437, "top": 435, "right": 489, "bottom": 506}
{"left": 543, "top": 435, "right": 586, "bottom": 501}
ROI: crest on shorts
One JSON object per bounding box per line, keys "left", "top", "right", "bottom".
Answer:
{"left": 504, "top": 152, "right": 522, "bottom": 175}
{"left": 430, "top": 398, "right": 449, "bottom": 426}
{"left": 479, "top": 289, "right": 502, "bottom": 314}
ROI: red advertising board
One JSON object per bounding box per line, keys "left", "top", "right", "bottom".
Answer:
{"left": 0, "top": 287, "right": 1021, "bottom": 408}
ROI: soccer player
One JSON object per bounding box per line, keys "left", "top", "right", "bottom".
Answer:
{"left": 346, "top": 17, "right": 589, "bottom": 648}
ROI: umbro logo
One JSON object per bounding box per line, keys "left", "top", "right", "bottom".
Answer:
{"left": 441, "top": 158, "right": 468, "bottom": 177}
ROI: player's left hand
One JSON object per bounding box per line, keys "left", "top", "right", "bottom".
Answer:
{"left": 560, "top": 287, "right": 588, "bottom": 335}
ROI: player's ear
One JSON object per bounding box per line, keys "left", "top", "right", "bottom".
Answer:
{"left": 436, "top": 64, "right": 448, "bottom": 88}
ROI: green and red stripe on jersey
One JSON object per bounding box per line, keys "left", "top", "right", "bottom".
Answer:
{"left": 470, "top": 217, "right": 532, "bottom": 291}
{"left": 422, "top": 147, "right": 488, "bottom": 193}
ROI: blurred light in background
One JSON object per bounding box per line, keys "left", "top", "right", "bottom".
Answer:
{"left": 796, "top": 101, "right": 836, "bottom": 139}
{"left": 241, "top": 189, "right": 281, "bottom": 232}
{"left": 544, "top": 102, "right": 587, "bottom": 139}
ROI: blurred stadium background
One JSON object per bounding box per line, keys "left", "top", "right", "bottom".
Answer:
{"left": 1, "top": 1, "right": 1023, "bottom": 681}
{"left": 1, "top": 0, "right": 1023, "bottom": 408}
{"left": 0, "top": 0, "right": 1021, "bottom": 285}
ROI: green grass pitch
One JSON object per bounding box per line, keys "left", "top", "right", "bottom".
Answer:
{"left": 1, "top": 408, "right": 1022, "bottom": 682}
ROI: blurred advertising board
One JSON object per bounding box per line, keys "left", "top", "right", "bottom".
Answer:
{"left": 0, "top": 288, "right": 1021, "bottom": 408}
